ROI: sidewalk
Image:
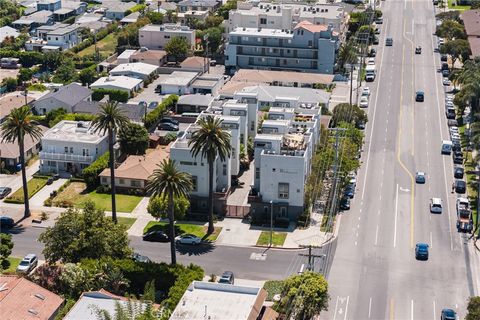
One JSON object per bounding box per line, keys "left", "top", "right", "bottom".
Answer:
{"left": 126, "top": 197, "right": 152, "bottom": 236}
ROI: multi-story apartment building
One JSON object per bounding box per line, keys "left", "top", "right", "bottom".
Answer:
{"left": 37, "top": 0, "right": 62, "bottom": 12}
{"left": 139, "top": 24, "right": 196, "bottom": 50}
{"left": 225, "top": 21, "right": 338, "bottom": 74}
{"left": 227, "top": 2, "right": 348, "bottom": 36}
{"left": 26, "top": 24, "right": 80, "bottom": 51}
{"left": 39, "top": 121, "right": 108, "bottom": 175}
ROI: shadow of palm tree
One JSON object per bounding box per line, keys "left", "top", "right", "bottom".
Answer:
{"left": 3, "top": 224, "right": 27, "bottom": 235}
{"left": 176, "top": 241, "right": 215, "bottom": 256}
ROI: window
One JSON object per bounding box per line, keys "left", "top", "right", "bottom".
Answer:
{"left": 278, "top": 183, "right": 289, "bottom": 199}
{"left": 223, "top": 164, "right": 227, "bottom": 175}
{"left": 279, "top": 207, "right": 287, "bottom": 217}
{"left": 164, "top": 35, "right": 170, "bottom": 39}
{"left": 180, "top": 161, "right": 197, "bottom": 166}
{"left": 260, "top": 18, "right": 267, "bottom": 24}
{"left": 242, "top": 36, "right": 249, "bottom": 41}
{"left": 230, "top": 110, "right": 246, "bottom": 116}
{"left": 232, "top": 148, "right": 236, "bottom": 159}
{"left": 131, "top": 180, "right": 141, "bottom": 187}
{"left": 70, "top": 147, "right": 73, "bottom": 154}
{"left": 250, "top": 121, "right": 255, "bottom": 131}
{"left": 255, "top": 167, "right": 260, "bottom": 179}
{"left": 101, "top": 177, "right": 107, "bottom": 183}
{"left": 64, "top": 147, "right": 68, "bottom": 153}
{"left": 191, "top": 176, "right": 198, "bottom": 192}
{"left": 119, "top": 179, "right": 125, "bottom": 184}
{"left": 308, "top": 40, "right": 312, "bottom": 47}
{"left": 257, "top": 37, "right": 262, "bottom": 42}
{"left": 82, "top": 149, "right": 89, "bottom": 156}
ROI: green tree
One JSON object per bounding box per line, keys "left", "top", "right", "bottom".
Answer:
{"left": 146, "top": 11, "right": 163, "bottom": 24}
{"left": 1, "top": 77, "right": 17, "bottom": 92}
{"left": 440, "top": 39, "right": 471, "bottom": 67}
{"left": 466, "top": 297, "right": 480, "bottom": 320}
{"left": 332, "top": 103, "right": 368, "bottom": 128}
{"left": 53, "top": 58, "right": 77, "bottom": 84}
{"left": 18, "top": 67, "right": 34, "bottom": 82}
{"left": 188, "top": 115, "right": 231, "bottom": 234}
{"left": 118, "top": 122, "right": 149, "bottom": 155}
{"left": 274, "top": 272, "right": 329, "bottom": 320}
{"left": 91, "top": 101, "right": 129, "bottom": 223}
{"left": 79, "top": 67, "right": 96, "bottom": 86}
{"left": 147, "top": 194, "right": 190, "bottom": 220}
{"left": 337, "top": 41, "right": 357, "bottom": 72}
{"left": 0, "top": 233, "right": 13, "bottom": 270}
{"left": 472, "top": 0, "right": 480, "bottom": 9}
{"left": 59, "top": 263, "right": 95, "bottom": 299}
{"left": 436, "top": 19, "right": 466, "bottom": 40}
{"left": 43, "top": 50, "right": 64, "bottom": 70}
{"left": 143, "top": 279, "right": 156, "bottom": 302}
{"left": 1, "top": 106, "right": 43, "bottom": 218}
{"left": 39, "top": 201, "right": 132, "bottom": 263}
{"left": 45, "top": 108, "right": 67, "bottom": 127}
{"left": 436, "top": 11, "right": 460, "bottom": 22}
{"left": 216, "top": 0, "right": 237, "bottom": 19}
{"left": 146, "top": 159, "right": 192, "bottom": 265}
{"left": 165, "top": 36, "right": 189, "bottom": 63}
{"left": 93, "top": 300, "right": 159, "bottom": 320}
{"left": 197, "top": 27, "right": 223, "bottom": 54}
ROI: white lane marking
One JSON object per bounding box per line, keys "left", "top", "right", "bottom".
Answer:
{"left": 412, "top": 19, "right": 414, "bottom": 36}
{"left": 355, "top": 241, "right": 358, "bottom": 246}
{"left": 375, "top": 225, "right": 379, "bottom": 245}
{"left": 433, "top": 300, "right": 436, "bottom": 320}
{"left": 333, "top": 296, "right": 340, "bottom": 320}
{"left": 394, "top": 184, "right": 399, "bottom": 248}
{"left": 344, "top": 296, "right": 350, "bottom": 320}
{"left": 430, "top": 231, "right": 433, "bottom": 248}
{"left": 357, "top": 224, "right": 360, "bottom": 228}
{"left": 411, "top": 300, "right": 414, "bottom": 320}
{"left": 361, "top": 20, "right": 389, "bottom": 201}
{"left": 368, "top": 297, "right": 372, "bottom": 318}
{"left": 358, "top": 216, "right": 361, "bottom": 220}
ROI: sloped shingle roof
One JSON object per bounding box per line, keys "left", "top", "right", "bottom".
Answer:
{"left": 35, "top": 83, "right": 92, "bottom": 107}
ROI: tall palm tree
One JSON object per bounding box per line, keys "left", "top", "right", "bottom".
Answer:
{"left": 189, "top": 116, "right": 231, "bottom": 234}
{"left": 91, "top": 101, "right": 129, "bottom": 224}
{"left": 1, "top": 106, "right": 43, "bottom": 218}
{"left": 146, "top": 159, "right": 192, "bottom": 265}
{"left": 338, "top": 41, "right": 357, "bottom": 71}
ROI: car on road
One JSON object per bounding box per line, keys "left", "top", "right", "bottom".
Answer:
{"left": 175, "top": 234, "right": 202, "bottom": 245}
{"left": 0, "top": 187, "right": 12, "bottom": 199}
{"left": 441, "top": 54, "right": 448, "bottom": 62}
{"left": 372, "top": 36, "right": 379, "bottom": 45}
{"left": 0, "top": 216, "right": 14, "bottom": 229}
{"left": 340, "top": 196, "right": 351, "bottom": 210}
{"left": 344, "top": 185, "right": 355, "bottom": 198}
{"left": 415, "top": 46, "right": 422, "bottom": 54}
{"left": 442, "top": 69, "right": 450, "bottom": 77}
{"left": 415, "top": 171, "right": 426, "bottom": 184}
{"left": 386, "top": 37, "right": 393, "bottom": 46}
{"left": 46, "top": 177, "right": 54, "bottom": 185}
{"left": 16, "top": 254, "right": 38, "bottom": 273}
{"left": 440, "top": 309, "right": 457, "bottom": 320}
{"left": 452, "top": 150, "right": 463, "bottom": 164}
{"left": 454, "top": 166, "right": 464, "bottom": 179}
{"left": 443, "top": 78, "right": 451, "bottom": 86}
{"left": 362, "top": 87, "right": 371, "bottom": 96}
{"left": 415, "top": 243, "right": 429, "bottom": 260}
{"left": 132, "top": 252, "right": 152, "bottom": 263}
{"left": 455, "top": 180, "right": 466, "bottom": 194}
{"left": 218, "top": 271, "right": 235, "bottom": 285}
{"left": 375, "top": 28, "right": 380, "bottom": 35}
{"left": 143, "top": 230, "right": 169, "bottom": 242}
{"left": 158, "top": 123, "right": 179, "bottom": 131}
{"left": 367, "top": 57, "right": 375, "bottom": 65}
{"left": 430, "top": 198, "right": 443, "bottom": 214}
{"left": 415, "top": 91, "right": 424, "bottom": 102}
{"left": 159, "top": 117, "right": 179, "bottom": 125}
{"left": 368, "top": 48, "right": 377, "bottom": 57}
{"left": 376, "top": 17, "right": 383, "bottom": 24}
{"left": 448, "top": 119, "right": 458, "bottom": 127}
{"left": 359, "top": 96, "right": 369, "bottom": 108}
{"left": 446, "top": 107, "right": 456, "bottom": 119}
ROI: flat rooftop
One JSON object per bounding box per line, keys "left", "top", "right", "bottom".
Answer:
{"left": 140, "top": 24, "right": 193, "bottom": 33}
{"left": 43, "top": 120, "right": 106, "bottom": 144}
{"left": 230, "top": 27, "right": 293, "bottom": 38}
{"left": 170, "top": 281, "right": 265, "bottom": 320}
{"left": 158, "top": 71, "right": 198, "bottom": 86}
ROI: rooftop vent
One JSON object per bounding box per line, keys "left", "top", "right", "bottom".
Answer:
{"left": 34, "top": 293, "right": 45, "bottom": 300}
{"left": 28, "top": 309, "right": 39, "bottom": 316}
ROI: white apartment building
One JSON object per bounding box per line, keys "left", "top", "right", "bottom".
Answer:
{"left": 227, "top": 2, "right": 348, "bottom": 36}
{"left": 25, "top": 24, "right": 80, "bottom": 51}
{"left": 138, "top": 24, "right": 196, "bottom": 50}
{"left": 39, "top": 120, "right": 109, "bottom": 175}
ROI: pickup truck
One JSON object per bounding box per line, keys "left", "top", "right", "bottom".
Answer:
{"left": 456, "top": 197, "right": 473, "bottom": 233}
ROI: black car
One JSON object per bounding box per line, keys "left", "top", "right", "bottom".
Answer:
{"left": 441, "top": 54, "right": 448, "bottom": 62}
{"left": 46, "top": 177, "right": 54, "bottom": 185}
{"left": 0, "top": 187, "right": 12, "bottom": 199}
{"left": 452, "top": 150, "right": 463, "bottom": 164}
{"left": 148, "top": 101, "right": 158, "bottom": 109}
{"left": 454, "top": 166, "right": 464, "bottom": 179}
{"left": 218, "top": 271, "right": 235, "bottom": 285}
{"left": 452, "top": 142, "right": 461, "bottom": 152}
{"left": 415, "top": 46, "right": 422, "bottom": 54}
{"left": 441, "top": 62, "right": 449, "bottom": 71}
{"left": 372, "top": 36, "right": 379, "bottom": 45}
{"left": 158, "top": 123, "right": 179, "bottom": 131}
{"left": 0, "top": 216, "right": 14, "bottom": 229}
{"left": 159, "top": 117, "right": 179, "bottom": 125}
{"left": 455, "top": 180, "right": 466, "bottom": 194}
{"left": 143, "top": 230, "right": 169, "bottom": 242}
{"left": 415, "top": 91, "right": 424, "bottom": 102}
{"left": 368, "top": 48, "right": 377, "bottom": 57}
{"left": 446, "top": 108, "right": 456, "bottom": 119}
{"left": 339, "top": 197, "right": 351, "bottom": 210}
{"left": 442, "top": 69, "right": 450, "bottom": 77}
{"left": 344, "top": 185, "right": 355, "bottom": 199}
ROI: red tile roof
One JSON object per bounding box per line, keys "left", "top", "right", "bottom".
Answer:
{"left": 294, "top": 20, "right": 329, "bottom": 33}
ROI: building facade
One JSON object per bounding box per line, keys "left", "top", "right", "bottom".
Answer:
{"left": 139, "top": 24, "right": 196, "bottom": 50}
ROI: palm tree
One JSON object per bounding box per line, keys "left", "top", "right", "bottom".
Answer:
{"left": 189, "top": 116, "right": 231, "bottom": 234}
{"left": 338, "top": 41, "right": 357, "bottom": 71}
{"left": 91, "top": 101, "right": 129, "bottom": 224}
{"left": 146, "top": 159, "right": 192, "bottom": 265}
{"left": 1, "top": 106, "right": 43, "bottom": 218}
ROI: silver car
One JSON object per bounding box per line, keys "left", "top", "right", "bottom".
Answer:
{"left": 175, "top": 234, "right": 202, "bottom": 245}
{"left": 16, "top": 254, "right": 38, "bottom": 274}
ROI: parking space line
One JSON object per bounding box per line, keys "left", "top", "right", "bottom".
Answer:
{"left": 411, "top": 300, "right": 414, "bottom": 320}
{"left": 368, "top": 297, "right": 372, "bottom": 318}
{"left": 394, "top": 184, "right": 398, "bottom": 248}
{"left": 375, "top": 225, "right": 379, "bottom": 245}
{"left": 433, "top": 300, "right": 436, "bottom": 320}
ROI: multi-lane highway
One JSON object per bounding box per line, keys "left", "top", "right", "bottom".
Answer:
{"left": 325, "top": 0, "right": 479, "bottom": 319}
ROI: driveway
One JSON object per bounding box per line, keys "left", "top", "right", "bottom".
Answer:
{"left": 29, "top": 178, "right": 68, "bottom": 207}
{"left": 0, "top": 160, "right": 40, "bottom": 202}
{"left": 215, "top": 218, "right": 262, "bottom": 247}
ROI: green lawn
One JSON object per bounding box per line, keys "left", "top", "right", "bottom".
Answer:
{"left": 263, "top": 280, "right": 284, "bottom": 301}
{"left": 447, "top": 0, "right": 470, "bottom": 10}
{"left": 5, "top": 177, "right": 48, "bottom": 203}
{"left": 256, "top": 231, "right": 287, "bottom": 247}
{"left": 2, "top": 257, "right": 21, "bottom": 274}
{"left": 117, "top": 217, "right": 137, "bottom": 230}
{"left": 144, "top": 221, "right": 222, "bottom": 242}
{"left": 77, "top": 33, "right": 118, "bottom": 57}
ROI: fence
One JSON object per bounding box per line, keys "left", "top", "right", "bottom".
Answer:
{"left": 225, "top": 204, "right": 250, "bottom": 218}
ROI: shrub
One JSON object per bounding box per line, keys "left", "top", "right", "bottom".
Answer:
{"left": 144, "top": 95, "right": 178, "bottom": 129}
{"left": 92, "top": 89, "right": 129, "bottom": 102}
{"left": 0, "top": 50, "right": 44, "bottom": 67}
{"left": 82, "top": 152, "right": 110, "bottom": 189}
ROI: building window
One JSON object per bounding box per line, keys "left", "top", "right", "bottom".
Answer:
{"left": 279, "top": 207, "right": 287, "bottom": 217}
{"left": 250, "top": 121, "right": 255, "bottom": 131}
{"left": 192, "top": 176, "right": 198, "bottom": 192}
{"left": 223, "top": 164, "right": 227, "bottom": 175}
{"left": 278, "top": 183, "right": 289, "bottom": 199}
{"left": 101, "top": 177, "right": 107, "bottom": 183}
{"left": 180, "top": 161, "right": 197, "bottom": 166}
{"left": 164, "top": 35, "right": 170, "bottom": 39}
{"left": 242, "top": 36, "right": 249, "bottom": 41}
{"left": 255, "top": 167, "right": 260, "bottom": 179}
{"left": 308, "top": 40, "right": 312, "bottom": 47}
{"left": 260, "top": 18, "right": 267, "bottom": 24}
{"left": 82, "top": 149, "right": 89, "bottom": 156}
{"left": 232, "top": 148, "right": 236, "bottom": 159}
{"left": 257, "top": 37, "right": 262, "bottom": 42}
{"left": 131, "top": 180, "right": 141, "bottom": 187}
{"left": 64, "top": 147, "right": 68, "bottom": 153}
{"left": 119, "top": 179, "right": 125, "bottom": 184}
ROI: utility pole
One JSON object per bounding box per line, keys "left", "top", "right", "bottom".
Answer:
{"left": 349, "top": 63, "right": 354, "bottom": 106}
{"left": 299, "top": 245, "right": 326, "bottom": 271}
{"left": 270, "top": 200, "right": 274, "bottom": 247}
{"left": 203, "top": 34, "right": 209, "bottom": 74}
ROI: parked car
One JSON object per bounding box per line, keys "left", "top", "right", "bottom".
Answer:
{"left": 340, "top": 196, "right": 351, "bottom": 210}
{"left": 430, "top": 198, "right": 443, "bottom": 214}
{"left": 443, "top": 78, "right": 451, "bottom": 86}
{"left": 175, "top": 234, "right": 202, "bottom": 245}
{"left": 415, "top": 243, "right": 429, "bottom": 260}
{"left": 344, "top": 185, "right": 355, "bottom": 198}
{"left": 359, "top": 96, "right": 369, "bottom": 108}
{"left": 158, "top": 123, "right": 179, "bottom": 131}
{"left": 447, "top": 119, "right": 458, "bottom": 127}
{"left": 415, "top": 171, "right": 426, "bottom": 184}
{"left": 148, "top": 101, "right": 158, "bottom": 109}
{"left": 362, "top": 87, "right": 371, "bottom": 96}
{"left": 357, "top": 121, "right": 366, "bottom": 130}
{"left": 368, "top": 48, "right": 377, "bottom": 57}
{"left": 46, "top": 177, "right": 54, "bottom": 185}
{"left": 442, "top": 69, "right": 450, "bottom": 77}
{"left": 454, "top": 166, "right": 464, "bottom": 179}
{"left": 138, "top": 101, "right": 148, "bottom": 108}
{"left": 441, "top": 54, "right": 448, "bottom": 62}
{"left": 452, "top": 150, "right": 463, "bottom": 164}
{"left": 455, "top": 180, "right": 466, "bottom": 194}
{"left": 218, "top": 271, "right": 235, "bottom": 284}
{"left": 415, "top": 46, "right": 422, "bottom": 54}
{"left": 132, "top": 252, "right": 152, "bottom": 263}
{"left": 0, "top": 187, "right": 12, "bottom": 199}
{"left": 143, "top": 230, "right": 169, "bottom": 242}
{"left": 0, "top": 216, "right": 14, "bottom": 229}
{"left": 440, "top": 309, "right": 457, "bottom": 320}
{"left": 415, "top": 91, "right": 424, "bottom": 102}
{"left": 159, "top": 117, "right": 179, "bottom": 125}
{"left": 372, "top": 36, "right": 379, "bottom": 45}
{"left": 16, "top": 254, "right": 38, "bottom": 273}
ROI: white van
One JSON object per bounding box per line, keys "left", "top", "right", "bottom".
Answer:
{"left": 365, "top": 65, "right": 376, "bottom": 82}
{"left": 441, "top": 140, "right": 452, "bottom": 154}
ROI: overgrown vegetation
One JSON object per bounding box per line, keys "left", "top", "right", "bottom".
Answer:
{"left": 83, "top": 152, "right": 110, "bottom": 189}
{"left": 144, "top": 95, "right": 178, "bottom": 129}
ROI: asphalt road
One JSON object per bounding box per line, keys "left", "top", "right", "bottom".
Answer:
{"left": 323, "top": 1, "right": 478, "bottom": 319}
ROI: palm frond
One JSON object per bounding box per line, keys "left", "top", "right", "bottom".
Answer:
{"left": 146, "top": 159, "right": 193, "bottom": 198}
{"left": 0, "top": 105, "right": 43, "bottom": 144}
{"left": 188, "top": 115, "right": 232, "bottom": 163}
{"left": 91, "top": 101, "right": 130, "bottom": 136}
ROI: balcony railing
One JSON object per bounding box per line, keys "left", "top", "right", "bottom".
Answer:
{"left": 40, "top": 152, "right": 93, "bottom": 163}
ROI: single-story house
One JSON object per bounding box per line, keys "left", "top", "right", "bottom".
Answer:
{"left": 32, "top": 83, "right": 92, "bottom": 115}
{"left": 0, "top": 275, "right": 64, "bottom": 320}
{"left": 104, "top": 1, "right": 136, "bottom": 20}
{"left": 0, "top": 26, "right": 20, "bottom": 43}
{"left": 73, "top": 100, "right": 146, "bottom": 123}
{"left": 12, "top": 10, "right": 54, "bottom": 30}
{"left": 109, "top": 62, "right": 159, "bottom": 81}
{"left": 120, "top": 11, "right": 140, "bottom": 24}
{"left": 180, "top": 56, "right": 209, "bottom": 74}
{"left": 191, "top": 73, "right": 225, "bottom": 96}
{"left": 461, "top": 10, "right": 480, "bottom": 57}
{"left": 90, "top": 76, "right": 143, "bottom": 97}
{"left": 176, "top": 0, "right": 220, "bottom": 13}
{"left": 116, "top": 49, "right": 137, "bottom": 64}
{"left": 156, "top": 71, "right": 199, "bottom": 95}
{"left": 230, "top": 69, "right": 335, "bottom": 87}
{"left": 176, "top": 94, "right": 214, "bottom": 113}
{"left": 130, "top": 48, "right": 167, "bottom": 66}
{"left": 0, "top": 92, "right": 35, "bottom": 122}
{"left": 100, "top": 148, "right": 169, "bottom": 191}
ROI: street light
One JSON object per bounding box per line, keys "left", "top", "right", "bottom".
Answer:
{"left": 270, "top": 200, "right": 273, "bottom": 247}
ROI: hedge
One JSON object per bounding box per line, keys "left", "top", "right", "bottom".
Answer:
{"left": 144, "top": 95, "right": 178, "bottom": 129}
{"left": 0, "top": 50, "right": 44, "bottom": 67}
{"left": 82, "top": 152, "right": 109, "bottom": 190}
{"left": 70, "top": 22, "right": 118, "bottom": 54}
{"left": 92, "top": 89, "right": 129, "bottom": 103}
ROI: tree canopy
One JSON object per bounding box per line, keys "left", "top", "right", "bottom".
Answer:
{"left": 332, "top": 103, "right": 368, "bottom": 128}
{"left": 119, "top": 122, "right": 149, "bottom": 155}
{"left": 147, "top": 194, "right": 190, "bottom": 220}
{"left": 436, "top": 20, "right": 466, "bottom": 40}
{"left": 0, "top": 233, "right": 13, "bottom": 271}
{"left": 466, "top": 297, "right": 480, "bottom": 320}
{"left": 165, "top": 36, "right": 189, "bottom": 62}
{"left": 440, "top": 39, "right": 471, "bottom": 66}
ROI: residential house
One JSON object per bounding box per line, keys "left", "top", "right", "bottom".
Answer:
{"left": 130, "top": 48, "right": 167, "bottom": 66}
{"left": 32, "top": 83, "right": 92, "bottom": 115}
{"left": 461, "top": 10, "right": 480, "bottom": 57}
{"left": 0, "top": 26, "right": 19, "bottom": 43}
{"left": 170, "top": 281, "right": 269, "bottom": 320}
{"left": 73, "top": 100, "right": 146, "bottom": 123}
{"left": 64, "top": 289, "right": 158, "bottom": 320}
{"left": 121, "top": 11, "right": 140, "bottom": 25}
{"left": 176, "top": 94, "right": 214, "bottom": 113}
{"left": 139, "top": 24, "right": 196, "bottom": 50}
{"left": 109, "top": 62, "right": 159, "bottom": 81}
{"left": 0, "top": 92, "right": 35, "bottom": 122}
{"left": 156, "top": 71, "right": 198, "bottom": 94}
{"left": 90, "top": 76, "right": 143, "bottom": 97}
{"left": 53, "top": 8, "right": 76, "bottom": 21}
{"left": 37, "top": 0, "right": 62, "bottom": 12}
{"left": 104, "top": 1, "right": 136, "bottom": 20}
{"left": 0, "top": 275, "right": 64, "bottom": 320}
{"left": 177, "top": 10, "right": 210, "bottom": 25}
{"left": 225, "top": 21, "right": 339, "bottom": 74}
{"left": 191, "top": 73, "right": 225, "bottom": 96}
{"left": 62, "top": 0, "right": 88, "bottom": 15}
{"left": 116, "top": 49, "right": 137, "bottom": 64}
{"left": 39, "top": 120, "right": 109, "bottom": 174}
{"left": 26, "top": 23, "right": 80, "bottom": 51}
{"left": 180, "top": 56, "right": 209, "bottom": 73}
{"left": 99, "top": 148, "right": 168, "bottom": 191}
{"left": 12, "top": 10, "right": 54, "bottom": 31}
{"left": 176, "top": 0, "right": 221, "bottom": 13}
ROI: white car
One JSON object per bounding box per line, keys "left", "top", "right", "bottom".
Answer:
{"left": 430, "top": 198, "right": 443, "bottom": 213}
{"left": 443, "top": 78, "right": 451, "bottom": 86}
{"left": 175, "top": 234, "right": 202, "bottom": 245}
{"left": 451, "top": 132, "right": 461, "bottom": 141}
{"left": 362, "top": 87, "right": 371, "bottom": 96}
{"left": 450, "top": 127, "right": 459, "bottom": 134}
{"left": 446, "top": 94, "right": 454, "bottom": 101}
{"left": 367, "top": 58, "right": 375, "bottom": 65}
{"left": 359, "top": 96, "right": 369, "bottom": 108}
{"left": 16, "top": 254, "right": 38, "bottom": 274}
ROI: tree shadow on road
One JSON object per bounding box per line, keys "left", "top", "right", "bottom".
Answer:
{"left": 176, "top": 241, "right": 215, "bottom": 256}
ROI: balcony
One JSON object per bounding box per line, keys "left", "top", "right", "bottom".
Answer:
{"left": 40, "top": 152, "right": 93, "bottom": 163}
